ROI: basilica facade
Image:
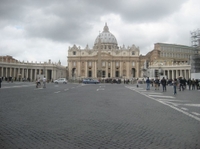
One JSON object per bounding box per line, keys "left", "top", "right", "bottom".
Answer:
{"left": 67, "top": 23, "right": 144, "bottom": 80}
{"left": 68, "top": 24, "right": 198, "bottom": 80}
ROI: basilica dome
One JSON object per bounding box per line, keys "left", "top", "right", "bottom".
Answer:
{"left": 94, "top": 23, "right": 118, "bottom": 47}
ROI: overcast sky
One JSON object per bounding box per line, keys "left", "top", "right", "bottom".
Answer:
{"left": 0, "top": 0, "right": 199, "bottom": 66}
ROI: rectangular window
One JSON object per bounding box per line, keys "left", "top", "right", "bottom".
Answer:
{"left": 102, "top": 71, "right": 106, "bottom": 78}
{"left": 115, "top": 71, "right": 119, "bottom": 77}
{"left": 116, "top": 62, "right": 119, "bottom": 67}
{"left": 73, "top": 51, "right": 76, "bottom": 55}
{"left": 88, "top": 71, "right": 92, "bottom": 77}
{"left": 89, "top": 61, "right": 92, "bottom": 66}
{"left": 132, "top": 51, "right": 135, "bottom": 55}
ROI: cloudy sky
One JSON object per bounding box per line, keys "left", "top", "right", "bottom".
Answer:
{"left": 0, "top": 0, "right": 199, "bottom": 66}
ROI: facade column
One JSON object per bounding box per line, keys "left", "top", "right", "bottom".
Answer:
{"left": 127, "top": 61, "right": 131, "bottom": 79}
{"left": 106, "top": 61, "right": 108, "bottom": 78}
{"left": 136, "top": 61, "right": 139, "bottom": 78}
{"left": 85, "top": 61, "right": 88, "bottom": 78}
{"left": 126, "top": 61, "right": 129, "bottom": 78}
{"left": 94, "top": 61, "right": 96, "bottom": 78}
{"left": 112, "top": 61, "right": 115, "bottom": 78}
{"left": 92, "top": 61, "right": 95, "bottom": 78}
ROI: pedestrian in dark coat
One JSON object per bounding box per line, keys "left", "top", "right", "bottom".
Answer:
{"left": 187, "top": 78, "right": 192, "bottom": 90}
{"left": 192, "top": 79, "right": 195, "bottom": 90}
{"left": 173, "top": 79, "right": 178, "bottom": 95}
{"left": 161, "top": 77, "right": 167, "bottom": 92}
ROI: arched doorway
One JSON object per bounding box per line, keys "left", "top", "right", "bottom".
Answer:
{"left": 132, "top": 68, "right": 136, "bottom": 78}
{"left": 72, "top": 68, "right": 76, "bottom": 79}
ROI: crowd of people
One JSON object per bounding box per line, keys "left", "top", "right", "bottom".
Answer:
{"left": 145, "top": 77, "right": 200, "bottom": 95}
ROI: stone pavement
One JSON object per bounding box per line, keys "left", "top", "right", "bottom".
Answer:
{"left": 0, "top": 83, "right": 200, "bottom": 149}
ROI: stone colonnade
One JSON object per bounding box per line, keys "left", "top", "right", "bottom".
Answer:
{"left": 0, "top": 61, "right": 67, "bottom": 81}
{"left": 163, "top": 69, "right": 191, "bottom": 79}
{"left": 0, "top": 66, "right": 54, "bottom": 81}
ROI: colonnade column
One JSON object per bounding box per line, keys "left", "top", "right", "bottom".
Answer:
{"left": 10, "top": 68, "right": 12, "bottom": 77}
{"left": 5, "top": 67, "right": 7, "bottom": 77}
{"left": 22, "top": 68, "right": 24, "bottom": 79}
{"left": 26, "top": 68, "right": 28, "bottom": 79}
{"left": 184, "top": 69, "right": 187, "bottom": 79}
{"left": 188, "top": 70, "right": 191, "bottom": 79}
{"left": 172, "top": 70, "right": 174, "bottom": 79}
{"left": 30, "top": 69, "right": 33, "bottom": 81}
{"left": 180, "top": 69, "right": 182, "bottom": 77}
{"left": 167, "top": 70, "right": 169, "bottom": 79}
{"left": 176, "top": 70, "right": 178, "bottom": 78}
{"left": 13, "top": 68, "right": 17, "bottom": 78}
{"left": 35, "top": 69, "right": 37, "bottom": 80}
{"left": 1, "top": 67, "right": 3, "bottom": 77}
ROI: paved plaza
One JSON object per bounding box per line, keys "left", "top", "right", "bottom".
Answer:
{"left": 0, "top": 82, "right": 200, "bottom": 149}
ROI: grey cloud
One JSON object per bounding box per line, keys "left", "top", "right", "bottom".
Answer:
{"left": 0, "top": 0, "right": 189, "bottom": 46}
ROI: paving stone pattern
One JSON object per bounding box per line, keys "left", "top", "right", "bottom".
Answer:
{"left": 0, "top": 83, "right": 200, "bottom": 148}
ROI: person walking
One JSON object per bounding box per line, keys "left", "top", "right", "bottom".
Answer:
{"left": 187, "top": 78, "right": 192, "bottom": 90}
{"left": 146, "top": 77, "right": 150, "bottom": 90}
{"left": 173, "top": 78, "right": 178, "bottom": 95}
{"left": 192, "top": 78, "right": 195, "bottom": 90}
{"left": 154, "top": 77, "right": 159, "bottom": 90}
{"left": 179, "top": 77, "right": 184, "bottom": 91}
{"left": 161, "top": 77, "right": 167, "bottom": 92}
{"left": 136, "top": 78, "right": 139, "bottom": 88}
{"left": 36, "top": 77, "right": 41, "bottom": 88}
{"left": 0, "top": 77, "right": 2, "bottom": 88}
{"left": 43, "top": 76, "right": 46, "bottom": 88}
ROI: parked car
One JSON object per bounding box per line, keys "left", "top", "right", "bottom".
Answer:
{"left": 82, "top": 78, "right": 100, "bottom": 84}
{"left": 54, "top": 78, "right": 67, "bottom": 84}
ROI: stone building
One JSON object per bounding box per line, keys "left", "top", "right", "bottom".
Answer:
{"left": 144, "top": 43, "right": 198, "bottom": 79}
{"left": 67, "top": 23, "right": 143, "bottom": 80}
{"left": 0, "top": 55, "right": 67, "bottom": 81}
